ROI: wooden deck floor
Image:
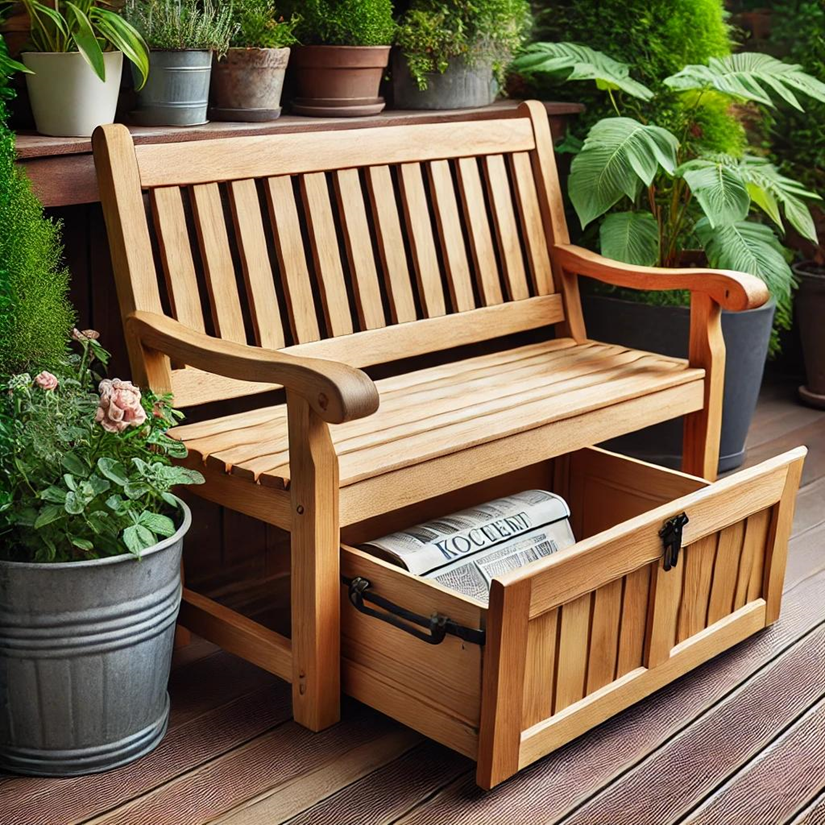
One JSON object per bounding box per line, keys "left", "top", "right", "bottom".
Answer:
{"left": 2, "top": 375, "right": 824, "bottom": 825}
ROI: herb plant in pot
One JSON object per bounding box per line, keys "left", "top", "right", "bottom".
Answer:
{"left": 393, "top": 0, "right": 531, "bottom": 110}
{"left": 211, "top": 0, "right": 298, "bottom": 122}
{"left": 285, "top": 0, "right": 396, "bottom": 117}
{"left": 515, "top": 43, "right": 825, "bottom": 471}
{"left": 125, "top": 0, "right": 234, "bottom": 126}
{"left": 17, "top": 0, "right": 148, "bottom": 137}
{"left": 0, "top": 332, "right": 204, "bottom": 776}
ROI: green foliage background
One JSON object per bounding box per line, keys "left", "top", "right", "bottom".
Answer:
{"left": 0, "top": 35, "right": 75, "bottom": 378}
{"left": 288, "top": 0, "right": 396, "bottom": 46}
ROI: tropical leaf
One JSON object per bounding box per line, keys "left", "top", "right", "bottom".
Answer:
{"left": 513, "top": 42, "right": 654, "bottom": 101}
{"left": 66, "top": 2, "right": 105, "bottom": 81}
{"left": 599, "top": 212, "right": 660, "bottom": 267}
{"left": 696, "top": 219, "right": 794, "bottom": 304}
{"left": 677, "top": 158, "right": 750, "bottom": 227}
{"left": 569, "top": 117, "right": 679, "bottom": 228}
{"left": 92, "top": 8, "right": 150, "bottom": 89}
{"left": 734, "top": 156, "right": 820, "bottom": 243}
{"left": 665, "top": 53, "right": 825, "bottom": 111}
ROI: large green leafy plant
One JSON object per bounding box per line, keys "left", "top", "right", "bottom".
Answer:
{"left": 396, "top": 0, "right": 531, "bottom": 90}
{"left": 227, "top": 0, "right": 299, "bottom": 50}
{"left": 0, "top": 333, "right": 204, "bottom": 563}
{"left": 516, "top": 43, "right": 825, "bottom": 348}
{"left": 21, "top": 0, "right": 150, "bottom": 88}
{"left": 288, "top": 0, "right": 396, "bottom": 46}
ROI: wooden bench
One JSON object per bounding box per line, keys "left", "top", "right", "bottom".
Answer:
{"left": 92, "top": 101, "right": 771, "bottom": 738}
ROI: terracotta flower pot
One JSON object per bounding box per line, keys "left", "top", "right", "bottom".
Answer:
{"left": 211, "top": 47, "right": 290, "bottom": 122}
{"left": 794, "top": 262, "right": 825, "bottom": 409}
{"left": 290, "top": 45, "right": 391, "bottom": 117}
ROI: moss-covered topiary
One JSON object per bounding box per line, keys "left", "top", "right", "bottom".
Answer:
{"left": 0, "top": 50, "right": 75, "bottom": 377}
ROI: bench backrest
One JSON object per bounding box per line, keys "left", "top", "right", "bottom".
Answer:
{"left": 94, "top": 101, "right": 576, "bottom": 407}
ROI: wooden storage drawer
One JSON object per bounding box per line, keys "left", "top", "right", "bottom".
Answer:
{"left": 340, "top": 445, "right": 806, "bottom": 789}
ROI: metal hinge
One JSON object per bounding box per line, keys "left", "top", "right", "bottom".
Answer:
{"left": 659, "top": 512, "right": 690, "bottom": 571}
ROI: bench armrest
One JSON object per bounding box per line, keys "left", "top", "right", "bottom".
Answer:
{"left": 126, "top": 311, "right": 379, "bottom": 425}
{"left": 552, "top": 245, "right": 769, "bottom": 312}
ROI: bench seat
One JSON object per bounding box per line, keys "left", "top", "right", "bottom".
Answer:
{"left": 175, "top": 338, "right": 704, "bottom": 492}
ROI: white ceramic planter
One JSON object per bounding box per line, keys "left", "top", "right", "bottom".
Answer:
{"left": 22, "top": 51, "right": 123, "bottom": 137}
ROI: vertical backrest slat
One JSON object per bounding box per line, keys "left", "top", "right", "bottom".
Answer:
{"left": 334, "top": 169, "right": 386, "bottom": 331}
{"left": 399, "top": 162, "right": 447, "bottom": 318}
{"left": 456, "top": 157, "right": 503, "bottom": 306}
{"left": 484, "top": 154, "right": 530, "bottom": 301}
{"left": 366, "top": 165, "right": 417, "bottom": 324}
{"left": 190, "top": 182, "right": 247, "bottom": 343}
{"left": 300, "top": 172, "right": 354, "bottom": 337}
{"left": 509, "top": 152, "right": 554, "bottom": 296}
{"left": 429, "top": 159, "right": 475, "bottom": 313}
{"left": 150, "top": 186, "right": 205, "bottom": 332}
{"left": 266, "top": 175, "right": 321, "bottom": 344}
{"left": 228, "top": 179, "right": 285, "bottom": 349}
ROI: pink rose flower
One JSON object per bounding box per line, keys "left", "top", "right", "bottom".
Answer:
{"left": 34, "top": 371, "right": 59, "bottom": 391}
{"left": 95, "top": 378, "right": 147, "bottom": 433}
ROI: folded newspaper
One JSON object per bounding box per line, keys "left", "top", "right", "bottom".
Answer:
{"left": 359, "top": 490, "right": 576, "bottom": 603}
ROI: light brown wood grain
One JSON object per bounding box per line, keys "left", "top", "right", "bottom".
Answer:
{"left": 733, "top": 509, "right": 770, "bottom": 610}
{"left": 522, "top": 608, "right": 558, "bottom": 729}
{"left": 707, "top": 520, "right": 745, "bottom": 625}
{"left": 553, "top": 593, "right": 591, "bottom": 713}
{"left": 299, "top": 172, "right": 353, "bottom": 337}
{"left": 229, "top": 178, "right": 285, "bottom": 349}
{"left": 587, "top": 578, "right": 624, "bottom": 692}
{"left": 616, "top": 566, "right": 651, "bottom": 676}
{"left": 645, "top": 557, "right": 684, "bottom": 668}
{"left": 677, "top": 533, "right": 718, "bottom": 642}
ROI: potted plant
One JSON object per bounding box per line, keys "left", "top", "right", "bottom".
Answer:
{"left": 393, "top": 0, "right": 531, "bottom": 110}
{"left": 514, "top": 42, "right": 825, "bottom": 471}
{"left": 767, "top": 0, "right": 825, "bottom": 408}
{"left": 15, "top": 0, "right": 148, "bottom": 137}
{"left": 124, "top": 0, "right": 234, "bottom": 126}
{"left": 0, "top": 330, "right": 204, "bottom": 776}
{"left": 211, "top": 0, "right": 298, "bottom": 122}
{"left": 285, "top": 0, "right": 396, "bottom": 117}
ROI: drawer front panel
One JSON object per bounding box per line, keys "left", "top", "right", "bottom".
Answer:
{"left": 477, "top": 447, "right": 806, "bottom": 789}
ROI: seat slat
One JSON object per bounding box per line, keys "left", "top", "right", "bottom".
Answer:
{"left": 151, "top": 187, "right": 205, "bottom": 333}
{"left": 266, "top": 175, "right": 321, "bottom": 343}
{"left": 456, "top": 157, "right": 503, "bottom": 306}
{"left": 300, "top": 172, "right": 353, "bottom": 337}
{"left": 429, "top": 160, "right": 475, "bottom": 312}
{"left": 484, "top": 154, "right": 530, "bottom": 301}
{"left": 334, "top": 169, "right": 386, "bottom": 331}
{"left": 510, "top": 152, "right": 554, "bottom": 296}
{"left": 366, "top": 165, "right": 417, "bottom": 324}
{"left": 190, "top": 182, "right": 246, "bottom": 343}
{"left": 399, "top": 162, "right": 446, "bottom": 318}
{"left": 229, "top": 179, "right": 285, "bottom": 349}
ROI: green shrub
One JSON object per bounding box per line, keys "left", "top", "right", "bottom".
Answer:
{"left": 526, "top": 0, "right": 740, "bottom": 158}
{"left": 396, "top": 0, "right": 532, "bottom": 89}
{"left": 228, "top": 0, "right": 299, "bottom": 50}
{"left": 289, "top": 0, "right": 396, "bottom": 46}
{"left": 124, "top": 0, "right": 235, "bottom": 53}
{"left": 0, "top": 45, "right": 75, "bottom": 378}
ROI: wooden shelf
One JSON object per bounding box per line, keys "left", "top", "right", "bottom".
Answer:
{"left": 15, "top": 100, "right": 583, "bottom": 207}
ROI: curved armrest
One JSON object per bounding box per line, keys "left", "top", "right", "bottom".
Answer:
{"left": 553, "top": 245, "right": 769, "bottom": 312}
{"left": 126, "top": 311, "right": 379, "bottom": 425}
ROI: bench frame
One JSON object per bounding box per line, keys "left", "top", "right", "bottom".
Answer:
{"left": 93, "top": 101, "right": 768, "bottom": 733}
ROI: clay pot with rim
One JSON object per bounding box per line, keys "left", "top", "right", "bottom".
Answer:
{"left": 211, "top": 47, "right": 290, "bottom": 121}
{"left": 794, "top": 261, "right": 825, "bottom": 409}
{"left": 289, "top": 45, "right": 391, "bottom": 117}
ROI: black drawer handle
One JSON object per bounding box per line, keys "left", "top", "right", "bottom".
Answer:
{"left": 660, "top": 512, "right": 690, "bottom": 571}
{"left": 344, "top": 576, "right": 486, "bottom": 646}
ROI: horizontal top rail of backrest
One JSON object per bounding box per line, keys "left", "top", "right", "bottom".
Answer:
{"left": 134, "top": 118, "right": 536, "bottom": 187}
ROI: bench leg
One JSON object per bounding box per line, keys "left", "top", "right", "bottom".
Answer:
{"left": 288, "top": 394, "right": 341, "bottom": 731}
{"left": 682, "top": 294, "right": 725, "bottom": 482}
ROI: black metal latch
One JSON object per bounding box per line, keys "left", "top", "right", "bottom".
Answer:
{"left": 659, "top": 512, "right": 689, "bottom": 571}
{"left": 344, "top": 576, "right": 486, "bottom": 646}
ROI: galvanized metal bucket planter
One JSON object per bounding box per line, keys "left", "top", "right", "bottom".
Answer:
{"left": 132, "top": 50, "right": 212, "bottom": 126}
{"left": 211, "top": 47, "right": 290, "bottom": 122}
{"left": 0, "top": 500, "right": 191, "bottom": 776}
{"left": 392, "top": 51, "right": 497, "bottom": 110}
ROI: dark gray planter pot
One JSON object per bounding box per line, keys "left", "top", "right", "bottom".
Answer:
{"left": 392, "top": 51, "right": 497, "bottom": 110}
{"left": 582, "top": 294, "right": 776, "bottom": 473}
{"left": 0, "top": 501, "right": 190, "bottom": 776}
{"left": 132, "top": 50, "right": 212, "bottom": 126}
{"left": 793, "top": 262, "right": 825, "bottom": 409}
